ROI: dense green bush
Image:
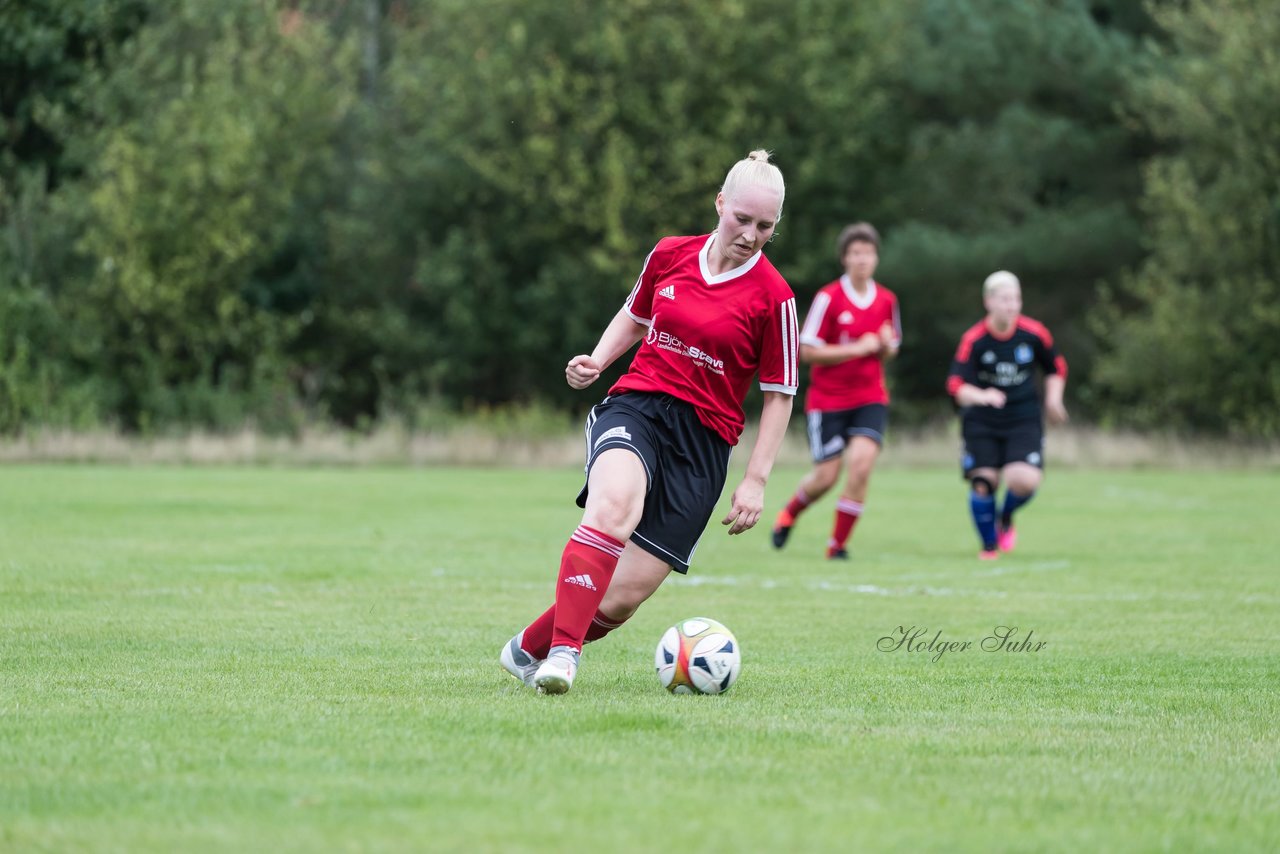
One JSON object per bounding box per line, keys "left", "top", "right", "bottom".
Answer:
{"left": 0, "top": 166, "right": 101, "bottom": 430}
{"left": 1091, "top": 0, "right": 1280, "bottom": 437}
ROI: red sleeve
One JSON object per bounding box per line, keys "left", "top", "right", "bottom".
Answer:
{"left": 623, "top": 242, "right": 664, "bottom": 324}
{"left": 759, "top": 294, "right": 800, "bottom": 394}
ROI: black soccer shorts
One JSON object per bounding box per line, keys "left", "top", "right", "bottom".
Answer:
{"left": 576, "top": 392, "right": 731, "bottom": 573}
{"left": 805, "top": 403, "right": 889, "bottom": 462}
{"left": 960, "top": 415, "right": 1045, "bottom": 478}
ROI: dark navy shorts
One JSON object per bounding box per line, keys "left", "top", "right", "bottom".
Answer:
{"left": 960, "top": 415, "right": 1044, "bottom": 478}
{"left": 805, "top": 403, "right": 889, "bottom": 462}
{"left": 576, "top": 392, "right": 731, "bottom": 573}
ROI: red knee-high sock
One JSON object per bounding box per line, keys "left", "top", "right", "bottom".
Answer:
{"left": 549, "top": 525, "right": 625, "bottom": 653}
{"left": 584, "top": 609, "right": 628, "bottom": 643}
{"left": 520, "top": 604, "right": 557, "bottom": 659}
{"left": 521, "top": 549, "right": 629, "bottom": 656}
{"left": 828, "top": 498, "right": 864, "bottom": 551}
{"left": 525, "top": 602, "right": 627, "bottom": 660}
{"left": 782, "top": 487, "right": 814, "bottom": 522}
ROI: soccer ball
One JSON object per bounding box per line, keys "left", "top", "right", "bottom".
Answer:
{"left": 654, "top": 617, "right": 741, "bottom": 695}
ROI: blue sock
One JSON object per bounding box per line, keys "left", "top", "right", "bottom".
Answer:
{"left": 969, "top": 492, "right": 997, "bottom": 551}
{"left": 1000, "top": 490, "right": 1035, "bottom": 529}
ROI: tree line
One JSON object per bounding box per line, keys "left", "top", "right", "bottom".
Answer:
{"left": 1, "top": 0, "right": 1276, "bottom": 437}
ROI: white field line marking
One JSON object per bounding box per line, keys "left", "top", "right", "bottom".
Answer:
{"left": 450, "top": 569, "right": 1279, "bottom": 604}
{"left": 973, "top": 560, "right": 1073, "bottom": 577}
{"left": 670, "top": 574, "right": 1007, "bottom": 598}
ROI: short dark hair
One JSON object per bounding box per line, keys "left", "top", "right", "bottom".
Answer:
{"left": 836, "top": 222, "right": 880, "bottom": 259}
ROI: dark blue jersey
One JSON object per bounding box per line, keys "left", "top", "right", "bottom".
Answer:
{"left": 947, "top": 316, "right": 1067, "bottom": 425}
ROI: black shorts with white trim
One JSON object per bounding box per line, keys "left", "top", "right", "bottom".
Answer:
{"left": 806, "top": 403, "right": 889, "bottom": 462}
{"left": 576, "top": 392, "right": 731, "bottom": 573}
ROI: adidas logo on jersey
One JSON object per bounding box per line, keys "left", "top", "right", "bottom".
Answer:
{"left": 658, "top": 284, "right": 676, "bottom": 300}
{"left": 564, "top": 574, "right": 597, "bottom": 591}
{"left": 838, "top": 310, "right": 854, "bottom": 324}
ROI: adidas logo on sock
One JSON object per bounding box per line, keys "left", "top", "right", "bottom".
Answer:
{"left": 564, "top": 574, "right": 597, "bottom": 590}
{"left": 658, "top": 284, "right": 675, "bottom": 300}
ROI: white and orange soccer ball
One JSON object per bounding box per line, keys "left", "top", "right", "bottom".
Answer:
{"left": 654, "top": 617, "right": 741, "bottom": 695}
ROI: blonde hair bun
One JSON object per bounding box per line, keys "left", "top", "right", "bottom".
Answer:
{"left": 721, "top": 149, "right": 786, "bottom": 218}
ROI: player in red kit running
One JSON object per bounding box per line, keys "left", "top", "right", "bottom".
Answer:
{"left": 770, "top": 223, "right": 901, "bottom": 559}
{"left": 947, "top": 270, "right": 1068, "bottom": 559}
{"left": 500, "top": 150, "right": 799, "bottom": 694}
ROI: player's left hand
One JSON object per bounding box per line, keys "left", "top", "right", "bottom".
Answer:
{"left": 1046, "top": 400, "right": 1069, "bottom": 424}
{"left": 855, "top": 332, "right": 882, "bottom": 357}
{"left": 721, "top": 477, "right": 765, "bottom": 535}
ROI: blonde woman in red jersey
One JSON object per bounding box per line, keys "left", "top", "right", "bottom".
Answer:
{"left": 770, "top": 223, "right": 901, "bottom": 559}
{"left": 500, "top": 150, "right": 800, "bottom": 694}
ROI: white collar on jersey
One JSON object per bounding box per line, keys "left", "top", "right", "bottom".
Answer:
{"left": 839, "top": 274, "right": 878, "bottom": 310}
{"left": 700, "top": 234, "right": 763, "bottom": 284}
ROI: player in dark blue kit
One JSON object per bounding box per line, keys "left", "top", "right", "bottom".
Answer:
{"left": 946, "top": 271, "right": 1068, "bottom": 559}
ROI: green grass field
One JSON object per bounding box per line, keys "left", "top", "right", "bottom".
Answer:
{"left": 2, "top": 463, "right": 1277, "bottom": 852}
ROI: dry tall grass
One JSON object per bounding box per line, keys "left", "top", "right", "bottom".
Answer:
{"left": 2, "top": 423, "right": 1276, "bottom": 469}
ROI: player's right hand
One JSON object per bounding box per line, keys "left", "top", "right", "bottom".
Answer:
{"left": 984, "top": 388, "right": 1007, "bottom": 408}
{"left": 566, "top": 355, "right": 601, "bottom": 389}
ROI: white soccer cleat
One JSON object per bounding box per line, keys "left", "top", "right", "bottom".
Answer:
{"left": 499, "top": 633, "right": 542, "bottom": 688}
{"left": 534, "top": 646, "right": 580, "bottom": 695}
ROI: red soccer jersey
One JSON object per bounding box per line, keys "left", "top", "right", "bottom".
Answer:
{"left": 798, "top": 276, "right": 902, "bottom": 413}
{"left": 610, "top": 234, "right": 799, "bottom": 445}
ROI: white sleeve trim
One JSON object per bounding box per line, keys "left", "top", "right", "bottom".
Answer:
{"left": 760, "top": 382, "right": 798, "bottom": 395}
{"left": 624, "top": 306, "right": 652, "bottom": 326}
